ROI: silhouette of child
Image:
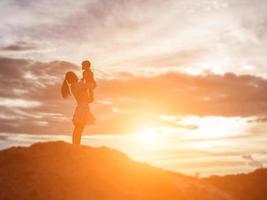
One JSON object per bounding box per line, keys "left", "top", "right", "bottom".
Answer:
{"left": 81, "top": 60, "right": 96, "bottom": 102}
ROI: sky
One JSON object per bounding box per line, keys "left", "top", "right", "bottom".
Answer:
{"left": 0, "top": 0, "right": 267, "bottom": 176}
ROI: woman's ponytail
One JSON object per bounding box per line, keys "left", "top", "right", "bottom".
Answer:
{"left": 61, "top": 79, "right": 71, "bottom": 98}
{"left": 61, "top": 71, "right": 78, "bottom": 98}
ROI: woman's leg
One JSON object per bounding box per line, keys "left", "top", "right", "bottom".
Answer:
{"left": 72, "top": 124, "right": 85, "bottom": 145}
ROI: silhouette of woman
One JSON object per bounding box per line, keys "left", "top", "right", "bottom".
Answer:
{"left": 61, "top": 71, "right": 95, "bottom": 145}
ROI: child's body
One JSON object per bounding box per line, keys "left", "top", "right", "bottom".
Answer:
{"left": 81, "top": 60, "right": 96, "bottom": 102}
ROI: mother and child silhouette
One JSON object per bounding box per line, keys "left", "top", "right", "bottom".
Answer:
{"left": 61, "top": 60, "right": 96, "bottom": 145}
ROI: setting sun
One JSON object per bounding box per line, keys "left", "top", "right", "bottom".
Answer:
{"left": 135, "top": 127, "right": 160, "bottom": 149}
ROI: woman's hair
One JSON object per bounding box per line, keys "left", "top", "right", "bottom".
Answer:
{"left": 61, "top": 71, "right": 78, "bottom": 98}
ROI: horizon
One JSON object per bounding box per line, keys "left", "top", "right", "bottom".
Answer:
{"left": 1, "top": 0, "right": 267, "bottom": 178}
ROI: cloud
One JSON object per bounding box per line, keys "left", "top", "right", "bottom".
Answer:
{"left": 0, "top": 98, "right": 41, "bottom": 108}
{"left": 98, "top": 72, "right": 267, "bottom": 117}
{"left": 1, "top": 0, "right": 267, "bottom": 77}
{"left": 1, "top": 57, "right": 267, "bottom": 135}
{"left": 247, "top": 116, "right": 267, "bottom": 123}
{"left": 0, "top": 41, "right": 37, "bottom": 51}
{"left": 0, "top": 134, "right": 8, "bottom": 141}
{"left": 242, "top": 154, "right": 264, "bottom": 169}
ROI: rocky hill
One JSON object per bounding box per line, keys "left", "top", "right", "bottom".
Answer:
{"left": 0, "top": 141, "right": 262, "bottom": 200}
{"left": 204, "top": 168, "right": 267, "bottom": 200}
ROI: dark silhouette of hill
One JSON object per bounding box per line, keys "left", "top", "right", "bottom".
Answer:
{"left": 204, "top": 168, "right": 267, "bottom": 200}
{"left": 0, "top": 141, "right": 257, "bottom": 200}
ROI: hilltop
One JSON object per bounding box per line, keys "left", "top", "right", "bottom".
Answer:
{"left": 0, "top": 141, "right": 264, "bottom": 200}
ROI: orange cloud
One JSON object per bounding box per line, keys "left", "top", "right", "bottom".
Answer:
{"left": 1, "top": 57, "right": 267, "bottom": 135}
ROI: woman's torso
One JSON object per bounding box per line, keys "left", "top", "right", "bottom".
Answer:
{"left": 70, "top": 81, "right": 89, "bottom": 105}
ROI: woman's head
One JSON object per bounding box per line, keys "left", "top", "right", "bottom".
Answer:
{"left": 65, "top": 71, "right": 78, "bottom": 84}
{"left": 61, "top": 71, "right": 78, "bottom": 98}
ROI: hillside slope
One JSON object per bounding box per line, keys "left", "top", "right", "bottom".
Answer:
{"left": 0, "top": 141, "right": 233, "bottom": 200}
{"left": 204, "top": 169, "right": 267, "bottom": 200}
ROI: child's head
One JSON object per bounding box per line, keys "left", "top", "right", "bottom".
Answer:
{"left": 82, "top": 60, "right": 91, "bottom": 70}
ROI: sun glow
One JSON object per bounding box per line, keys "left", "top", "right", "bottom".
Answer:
{"left": 135, "top": 127, "right": 161, "bottom": 149}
